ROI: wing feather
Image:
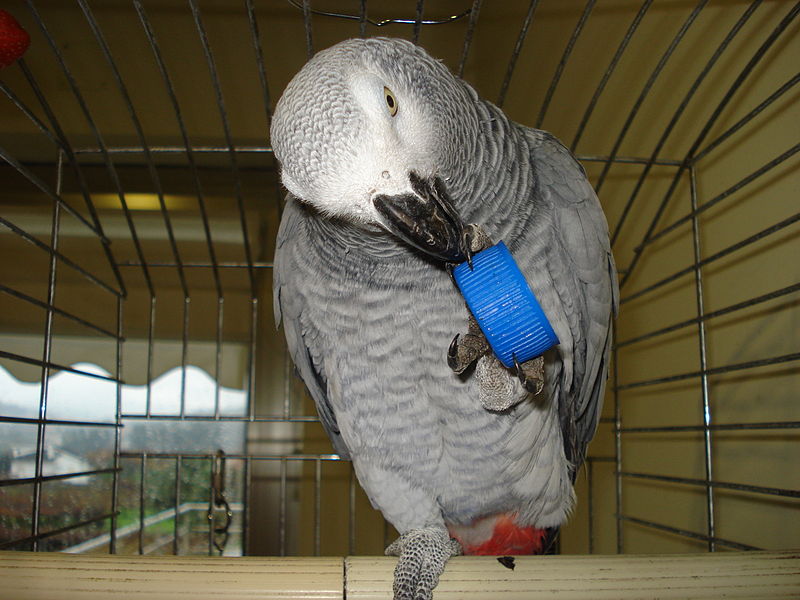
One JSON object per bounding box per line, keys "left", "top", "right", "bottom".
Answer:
{"left": 528, "top": 132, "right": 618, "bottom": 469}
{"left": 274, "top": 197, "right": 351, "bottom": 459}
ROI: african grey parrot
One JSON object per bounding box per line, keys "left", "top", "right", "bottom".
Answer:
{"left": 271, "top": 38, "right": 618, "bottom": 600}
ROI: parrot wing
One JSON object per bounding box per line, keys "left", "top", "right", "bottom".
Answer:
{"left": 273, "top": 196, "right": 351, "bottom": 460}
{"left": 528, "top": 131, "right": 619, "bottom": 471}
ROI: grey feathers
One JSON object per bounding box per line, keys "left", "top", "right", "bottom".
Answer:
{"left": 272, "top": 36, "right": 617, "bottom": 537}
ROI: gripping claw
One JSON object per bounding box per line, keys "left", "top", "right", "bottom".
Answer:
{"left": 512, "top": 353, "right": 543, "bottom": 395}
{"left": 512, "top": 353, "right": 525, "bottom": 382}
{"left": 445, "top": 262, "right": 457, "bottom": 284}
{"left": 447, "top": 334, "right": 461, "bottom": 371}
{"left": 461, "top": 228, "right": 476, "bottom": 270}
{"left": 511, "top": 353, "right": 544, "bottom": 395}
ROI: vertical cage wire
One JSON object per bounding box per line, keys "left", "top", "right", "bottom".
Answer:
{"left": 0, "top": 62, "right": 125, "bottom": 549}
{"left": 24, "top": 1, "right": 155, "bottom": 297}
{"left": 619, "top": 1, "right": 800, "bottom": 290}
{"left": 109, "top": 293, "right": 124, "bottom": 554}
{"left": 689, "top": 166, "right": 715, "bottom": 552}
{"left": 609, "top": 0, "right": 761, "bottom": 246}
{"left": 173, "top": 456, "right": 181, "bottom": 556}
{"left": 3, "top": 0, "right": 132, "bottom": 554}
{"left": 610, "top": 0, "right": 799, "bottom": 553}
{"left": 496, "top": 0, "right": 539, "bottom": 109}
{"left": 29, "top": 158, "right": 61, "bottom": 552}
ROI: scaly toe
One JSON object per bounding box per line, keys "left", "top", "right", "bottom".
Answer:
{"left": 391, "top": 527, "right": 456, "bottom": 600}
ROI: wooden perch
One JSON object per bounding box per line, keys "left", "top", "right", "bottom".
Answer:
{"left": 0, "top": 550, "right": 797, "bottom": 599}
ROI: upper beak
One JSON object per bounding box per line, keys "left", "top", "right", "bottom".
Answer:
{"left": 373, "top": 172, "right": 468, "bottom": 263}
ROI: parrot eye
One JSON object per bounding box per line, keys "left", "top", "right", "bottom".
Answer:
{"left": 384, "top": 86, "right": 398, "bottom": 117}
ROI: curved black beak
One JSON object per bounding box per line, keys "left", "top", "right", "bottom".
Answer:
{"left": 373, "top": 172, "right": 468, "bottom": 264}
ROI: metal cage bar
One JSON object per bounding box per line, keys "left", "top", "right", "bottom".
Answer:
{"left": 0, "top": 467, "right": 119, "bottom": 489}
{"left": 109, "top": 294, "right": 124, "bottom": 554}
{"left": 641, "top": 142, "right": 800, "bottom": 249}
{"left": 0, "top": 512, "right": 118, "bottom": 551}
{"left": 302, "top": 0, "right": 313, "bottom": 59}
{"left": 620, "top": 471, "right": 799, "bottom": 500}
{"left": 0, "top": 214, "right": 119, "bottom": 297}
{"left": 12, "top": 62, "right": 127, "bottom": 299}
{"left": 0, "top": 145, "right": 105, "bottom": 242}
{"left": 0, "top": 351, "right": 121, "bottom": 383}
{"left": 618, "top": 352, "right": 800, "bottom": 391}
{"left": 617, "top": 283, "right": 800, "bottom": 348}
{"left": 132, "top": 0, "right": 223, "bottom": 297}
{"left": 77, "top": 0, "right": 189, "bottom": 301}
{"left": 244, "top": 0, "right": 284, "bottom": 219}
{"left": 595, "top": 0, "right": 708, "bottom": 195}
{"left": 619, "top": 0, "right": 800, "bottom": 289}
{"left": 31, "top": 190, "right": 61, "bottom": 551}
{"left": 456, "top": 0, "right": 483, "bottom": 78}
{"left": 535, "top": 0, "right": 595, "bottom": 128}
{"left": 0, "top": 283, "right": 117, "bottom": 339}
{"left": 621, "top": 210, "right": 800, "bottom": 306}
{"left": 570, "top": 0, "right": 652, "bottom": 152}
{"left": 620, "top": 421, "right": 800, "bottom": 434}
{"left": 496, "top": 0, "right": 540, "bottom": 109}
{"left": 617, "top": 514, "right": 761, "bottom": 552}
{"left": 609, "top": 0, "right": 761, "bottom": 246}
{"left": 693, "top": 71, "right": 800, "bottom": 165}
{"left": 25, "top": 0, "right": 155, "bottom": 297}
{"left": 188, "top": 0, "right": 256, "bottom": 297}
{"left": 0, "top": 416, "right": 119, "bottom": 428}
{"left": 411, "top": 0, "right": 425, "bottom": 45}
{"left": 612, "top": 322, "right": 623, "bottom": 553}
{"left": 689, "top": 165, "right": 715, "bottom": 552}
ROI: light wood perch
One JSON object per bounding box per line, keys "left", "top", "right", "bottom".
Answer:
{"left": 0, "top": 550, "right": 798, "bottom": 599}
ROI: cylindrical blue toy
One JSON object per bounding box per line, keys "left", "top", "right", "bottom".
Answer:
{"left": 453, "top": 241, "right": 559, "bottom": 368}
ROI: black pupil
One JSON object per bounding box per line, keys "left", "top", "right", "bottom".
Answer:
{"left": 386, "top": 94, "right": 395, "bottom": 108}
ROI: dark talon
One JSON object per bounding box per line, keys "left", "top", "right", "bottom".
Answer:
{"left": 447, "top": 334, "right": 460, "bottom": 371}
{"left": 512, "top": 353, "right": 525, "bottom": 383}
{"left": 513, "top": 353, "right": 543, "bottom": 394}
{"left": 445, "top": 262, "right": 457, "bottom": 284}
{"left": 462, "top": 227, "right": 475, "bottom": 269}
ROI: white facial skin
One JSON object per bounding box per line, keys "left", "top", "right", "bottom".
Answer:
{"left": 271, "top": 39, "right": 450, "bottom": 228}
{"left": 329, "top": 71, "right": 435, "bottom": 222}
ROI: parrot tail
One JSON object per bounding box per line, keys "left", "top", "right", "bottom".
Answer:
{"left": 448, "top": 514, "right": 549, "bottom": 556}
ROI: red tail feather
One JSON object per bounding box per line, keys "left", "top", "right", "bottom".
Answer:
{"left": 453, "top": 514, "right": 548, "bottom": 556}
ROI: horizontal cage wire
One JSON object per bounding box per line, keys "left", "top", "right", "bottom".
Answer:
{"left": 0, "top": 0, "right": 797, "bottom": 563}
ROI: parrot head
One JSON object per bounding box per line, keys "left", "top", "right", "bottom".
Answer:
{"left": 270, "top": 37, "right": 480, "bottom": 263}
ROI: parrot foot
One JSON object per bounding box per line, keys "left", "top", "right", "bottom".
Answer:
{"left": 512, "top": 354, "right": 545, "bottom": 395}
{"left": 463, "top": 223, "right": 493, "bottom": 258}
{"left": 447, "top": 335, "right": 490, "bottom": 375}
{"left": 385, "top": 527, "right": 462, "bottom": 600}
{"left": 447, "top": 223, "right": 493, "bottom": 372}
{"left": 474, "top": 353, "right": 544, "bottom": 411}
{"left": 476, "top": 353, "right": 529, "bottom": 411}
{"left": 445, "top": 223, "right": 492, "bottom": 374}
{"left": 461, "top": 222, "right": 493, "bottom": 269}
{"left": 447, "top": 314, "right": 489, "bottom": 373}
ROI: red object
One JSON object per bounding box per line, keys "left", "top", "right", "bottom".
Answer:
{"left": 0, "top": 9, "right": 30, "bottom": 69}
{"left": 453, "top": 514, "right": 548, "bottom": 556}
